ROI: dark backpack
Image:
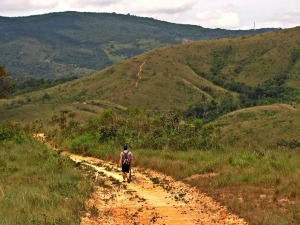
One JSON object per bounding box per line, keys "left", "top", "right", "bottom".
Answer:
{"left": 122, "top": 151, "right": 131, "bottom": 165}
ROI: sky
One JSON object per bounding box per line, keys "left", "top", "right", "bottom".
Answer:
{"left": 0, "top": 0, "right": 300, "bottom": 30}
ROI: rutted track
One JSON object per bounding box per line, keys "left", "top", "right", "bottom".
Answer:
{"left": 33, "top": 134, "right": 248, "bottom": 224}
{"left": 66, "top": 153, "right": 248, "bottom": 225}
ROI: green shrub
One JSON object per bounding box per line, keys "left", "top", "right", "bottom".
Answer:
{"left": 276, "top": 139, "right": 300, "bottom": 149}
{"left": 70, "top": 133, "right": 96, "bottom": 155}
{"left": 0, "top": 128, "right": 15, "bottom": 141}
{"left": 98, "top": 124, "right": 118, "bottom": 141}
{"left": 0, "top": 122, "right": 25, "bottom": 142}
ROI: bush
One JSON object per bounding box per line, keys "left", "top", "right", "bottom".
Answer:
{"left": 98, "top": 125, "right": 118, "bottom": 141}
{"left": 276, "top": 139, "right": 300, "bottom": 149}
{"left": 0, "top": 122, "right": 25, "bottom": 142}
{"left": 70, "top": 134, "right": 96, "bottom": 155}
{"left": 0, "top": 128, "right": 15, "bottom": 141}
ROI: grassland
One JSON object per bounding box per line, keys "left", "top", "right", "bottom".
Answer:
{"left": 213, "top": 104, "right": 300, "bottom": 148}
{"left": 39, "top": 104, "right": 299, "bottom": 225}
{"left": 0, "top": 122, "right": 93, "bottom": 224}
{"left": 1, "top": 27, "right": 299, "bottom": 124}
{"left": 1, "top": 103, "right": 299, "bottom": 225}
{"left": 0, "top": 25, "right": 299, "bottom": 225}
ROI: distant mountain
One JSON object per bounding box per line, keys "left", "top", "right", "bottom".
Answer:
{"left": 0, "top": 27, "right": 298, "bottom": 123}
{"left": 0, "top": 11, "right": 276, "bottom": 80}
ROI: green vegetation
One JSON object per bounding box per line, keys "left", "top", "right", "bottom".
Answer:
{"left": 42, "top": 106, "right": 300, "bottom": 225}
{"left": 50, "top": 108, "right": 218, "bottom": 154}
{"left": 0, "top": 11, "right": 275, "bottom": 79}
{"left": 186, "top": 148, "right": 300, "bottom": 225}
{"left": 9, "top": 76, "right": 79, "bottom": 96}
{"left": 1, "top": 27, "right": 299, "bottom": 123}
{"left": 47, "top": 105, "right": 299, "bottom": 153}
{"left": 0, "top": 65, "right": 12, "bottom": 98}
{"left": 0, "top": 22, "right": 299, "bottom": 225}
{"left": 213, "top": 104, "right": 300, "bottom": 148}
{"left": 0, "top": 121, "right": 93, "bottom": 224}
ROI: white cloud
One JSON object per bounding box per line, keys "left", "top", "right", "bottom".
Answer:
{"left": 249, "top": 9, "right": 300, "bottom": 29}
{"left": 118, "top": 0, "right": 197, "bottom": 14}
{"left": 195, "top": 5, "right": 240, "bottom": 29}
{"left": 1, "top": 0, "right": 59, "bottom": 11}
{"left": 1, "top": 0, "right": 60, "bottom": 16}
{"left": 0, "top": 0, "right": 299, "bottom": 29}
{"left": 282, "top": 11, "right": 300, "bottom": 27}
{"left": 68, "top": 0, "right": 121, "bottom": 9}
{"left": 29, "top": 0, "right": 59, "bottom": 8}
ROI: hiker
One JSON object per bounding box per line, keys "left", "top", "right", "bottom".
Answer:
{"left": 119, "top": 144, "right": 132, "bottom": 182}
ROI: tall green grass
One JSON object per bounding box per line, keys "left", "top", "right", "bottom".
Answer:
{"left": 0, "top": 123, "right": 93, "bottom": 225}
{"left": 41, "top": 106, "right": 299, "bottom": 225}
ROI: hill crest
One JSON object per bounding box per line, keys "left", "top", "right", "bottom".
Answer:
{"left": 0, "top": 26, "right": 299, "bottom": 123}
{"left": 0, "top": 11, "right": 276, "bottom": 80}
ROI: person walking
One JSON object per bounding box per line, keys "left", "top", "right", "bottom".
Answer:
{"left": 119, "top": 144, "right": 132, "bottom": 182}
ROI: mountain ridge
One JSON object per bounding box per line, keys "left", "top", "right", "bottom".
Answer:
{"left": 0, "top": 11, "right": 277, "bottom": 80}
{"left": 0, "top": 26, "right": 299, "bottom": 123}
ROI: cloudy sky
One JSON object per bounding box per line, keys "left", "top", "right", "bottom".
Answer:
{"left": 1, "top": 0, "right": 299, "bottom": 30}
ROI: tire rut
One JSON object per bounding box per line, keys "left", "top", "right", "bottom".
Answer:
{"left": 64, "top": 153, "right": 248, "bottom": 225}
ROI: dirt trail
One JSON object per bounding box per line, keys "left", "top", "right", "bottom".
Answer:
{"left": 135, "top": 61, "right": 146, "bottom": 86}
{"left": 32, "top": 133, "right": 247, "bottom": 224}
{"left": 60, "top": 153, "right": 248, "bottom": 225}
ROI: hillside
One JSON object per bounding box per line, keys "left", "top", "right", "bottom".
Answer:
{"left": 1, "top": 24, "right": 300, "bottom": 225}
{"left": 0, "top": 26, "right": 299, "bottom": 124}
{"left": 0, "top": 11, "right": 275, "bottom": 80}
{"left": 213, "top": 104, "right": 300, "bottom": 148}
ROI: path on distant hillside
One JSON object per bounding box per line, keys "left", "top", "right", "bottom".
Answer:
{"left": 135, "top": 61, "right": 146, "bottom": 86}
{"left": 33, "top": 134, "right": 248, "bottom": 225}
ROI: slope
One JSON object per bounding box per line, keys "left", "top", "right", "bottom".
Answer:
{"left": 212, "top": 103, "right": 300, "bottom": 148}
{"left": 0, "top": 11, "right": 275, "bottom": 79}
{"left": 0, "top": 27, "right": 299, "bottom": 123}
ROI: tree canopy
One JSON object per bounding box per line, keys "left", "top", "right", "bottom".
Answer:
{"left": 0, "top": 65, "right": 11, "bottom": 98}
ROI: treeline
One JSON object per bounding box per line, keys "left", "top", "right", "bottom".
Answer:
{"left": 9, "top": 76, "right": 78, "bottom": 96}
{"left": 185, "top": 74, "right": 298, "bottom": 121}
{"left": 185, "top": 46, "right": 300, "bottom": 120}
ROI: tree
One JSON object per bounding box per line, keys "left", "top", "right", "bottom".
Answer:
{"left": 0, "top": 65, "right": 12, "bottom": 98}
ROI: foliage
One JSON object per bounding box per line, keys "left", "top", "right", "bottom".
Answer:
{"left": 276, "top": 139, "right": 300, "bottom": 149}
{"left": 1, "top": 28, "right": 299, "bottom": 123}
{"left": 69, "top": 133, "right": 96, "bottom": 155}
{"left": 0, "top": 65, "right": 12, "bottom": 98}
{"left": 51, "top": 108, "right": 219, "bottom": 155}
{"left": 0, "top": 121, "right": 25, "bottom": 142}
{"left": 9, "top": 76, "right": 78, "bottom": 96}
{"left": 0, "top": 121, "right": 93, "bottom": 224}
{"left": 185, "top": 73, "right": 299, "bottom": 120}
{"left": 46, "top": 106, "right": 300, "bottom": 225}
{"left": 51, "top": 110, "right": 77, "bottom": 133}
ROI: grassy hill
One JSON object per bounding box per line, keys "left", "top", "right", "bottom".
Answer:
{"left": 0, "top": 11, "right": 275, "bottom": 80}
{"left": 1, "top": 25, "right": 299, "bottom": 225}
{"left": 0, "top": 26, "right": 299, "bottom": 122}
{"left": 213, "top": 103, "right": 300, "bottom": 148}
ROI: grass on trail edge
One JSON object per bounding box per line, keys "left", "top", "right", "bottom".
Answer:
{"left": 0, "top": 131, "right": 93, "bottom": 225}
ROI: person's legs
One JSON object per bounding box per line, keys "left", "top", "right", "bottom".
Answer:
{"left": 122, "top": 172, "right": 128, "bottom": 181}
{"left": 122, "top": 165, "right": 130, "bottom": 181}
